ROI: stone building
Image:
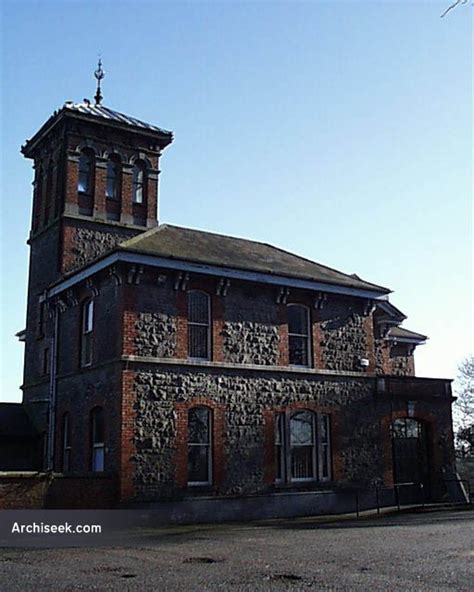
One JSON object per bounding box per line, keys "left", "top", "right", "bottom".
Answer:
{"left": 11, "top": 84, "right": 458, "bottom": 513}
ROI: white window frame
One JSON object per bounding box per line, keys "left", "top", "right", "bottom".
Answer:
{"left": 275, "top": 410, "right": 332, "bottom": 485}
{"left": 187, "top": 290, "right": 211, "bottom": 360}
{"left": 187, "top": 406, "right": 213, "bottom": 486}
{"left": 318, "top": 414, "right": 332, "bottom": 482}
{"left": 287, "top": 304, "right": 311, "bottom": 367}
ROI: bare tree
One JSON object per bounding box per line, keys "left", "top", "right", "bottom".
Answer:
{"left": 441, "top": 0, "right": 470, "bottom": 18}
{"left": 454, "top": 356, "right": 474, "bottom": 455}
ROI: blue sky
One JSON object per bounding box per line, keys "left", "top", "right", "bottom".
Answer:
{"left": 1, "top": 0, "right": 472, "bottom": 402}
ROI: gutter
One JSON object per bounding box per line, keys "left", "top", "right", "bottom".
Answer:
{"left": 44, "top": 251, "right": 390, "bottom": 302}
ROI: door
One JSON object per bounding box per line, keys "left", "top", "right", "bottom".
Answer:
{"left": 391, "top": 418, "right": 429, "bottom": 486}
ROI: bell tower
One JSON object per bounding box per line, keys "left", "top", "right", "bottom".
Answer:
{"left": 20, "top": 64, "right": 173, "bottom": 433}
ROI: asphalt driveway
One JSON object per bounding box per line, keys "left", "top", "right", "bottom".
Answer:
{"left": 1, "top": 508, "right": 472, "bottom": 591}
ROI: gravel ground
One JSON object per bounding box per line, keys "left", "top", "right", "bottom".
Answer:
{"left": 0, "top": 508, "right": 473, "bottom": 591}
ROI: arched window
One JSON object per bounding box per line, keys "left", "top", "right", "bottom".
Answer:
{"left": 188, "top": 291, "right": 211, "bottom": 359}
{"left": 105, "top": 156, "right": 121, "bottom": 200}
{"left": 80, "top": 299, "right": 94, "bottom": 367}
{"left": 132, "top": 161, "right": 146, "bottom": 204}
{"left": 290, "top": 411, "right": 316, "bottom": 481}
{"left": 62, "top": 413, "right": 71, "bottom": 472}
{"left": 78, "top": 150, "right": 94, "bottom": 195}
{"left": 287, "top": 304, "right": 311, "bottom": 366}
{"left": 91, "top": 407, "right": 105, "bottom": 472}
{"left": 188, "top": 406, "right": 212, "bottom": 485}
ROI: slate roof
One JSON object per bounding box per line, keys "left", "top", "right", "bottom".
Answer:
{"left": 61, "top": 102, "right": 172, "bottom": 135}
{"left": 22, "top": 102, "right": 172, "bottom": 157}
{"left": 119, "top": 224, "right": 390, "bottom": 294}
{"left": 388, "top": 326, "right": 427, "bottom": 342}
{"left": 0, "top": 404, "right": 39, "bottom": 438}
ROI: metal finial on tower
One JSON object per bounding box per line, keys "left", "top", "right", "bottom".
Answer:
{"left": 94, "top": 58, "right": 105, "bottom": 106}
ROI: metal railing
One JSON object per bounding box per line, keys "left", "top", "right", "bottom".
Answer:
{"left": 352, "top": 478, "right": 472, "bottom": 518}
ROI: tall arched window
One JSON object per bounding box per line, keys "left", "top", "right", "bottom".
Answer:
{"left": 78, "top": 150, "right": 94, "bottom": 195}
{"left": 132, "top": 161, "right": 146, "bottom": 204}
{"left": 62, "top": 413, "right": 71, "bottom": 472}
{"left": 105, "top": 156, "right": 121, "bottom": 200}
{"left": 91, "top": 407, "right": 105, "bottom": 472}
{"left": 80, "top": 299, "right": 94, "bottom": 367}
{"left": 287, "top": 304, "right": 310, "bottom": 366}
{"left": 188, "top": 406, "right": 212, "bottom": 485}
{"left": 188, "top": 291, "right": 211, "bottom": 359}
{"left": 290, "top": 410, "right": 316, "bottom": 481}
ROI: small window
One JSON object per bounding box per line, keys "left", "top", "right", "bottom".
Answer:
{"left": 78, "top": 150, "right": 94, "bottom": 195}
{"left": 188, "top": 406, "right": 212, "bottom": 485}
{"left": 132, "top": 161, "right": 146, "bottom": 204}
{"left": 288, "top": 304, "right": 311, "bottom": 366}
{"left": 80, "top": 299, "right": 94, "bottom": 367}
{"left": 188, "top": 291, "right": 211, "bottom": 360}
{"left": 62, "top": 413, "right": 71, "bottom": 472}
{"left": 106, "top": 156, "right": 121, "bottom": 200}
{"left": 91, "top": 407, "right": 105, "bottom": 472}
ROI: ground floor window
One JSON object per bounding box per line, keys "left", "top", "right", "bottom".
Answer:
{"left": 91, "top": 407, "right": 105, "bottom": 472}
{"left": 274, "top": 410, "right": 331, "bottom": 484}
{"left": 188, "top": 406, "right": 212, "bottom": 486}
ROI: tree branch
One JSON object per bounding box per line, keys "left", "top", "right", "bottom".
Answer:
{"left": 441, "top": 0, "right": 469, "bottom": 19}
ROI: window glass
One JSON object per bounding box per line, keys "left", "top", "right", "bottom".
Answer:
{"left": 288, "top": 305, "right": 309, "bottom": 335}
{"left": 78, "top": 151, "right": 93, "bottom": 194}
{"left": 133, "top": 162, "right": 145, "bottom": 204}
{"left": 91, "top": 407, "right": 105, "bottom": 472}
{"left": 188, "top": 407, "right": 210, "bottom": 444}
{"left": 275, "top": 412, "right": 285, "bottom": 482}
{"left": 392, "top": 418, "right": 422, "bottom": 439}
{"left": 288, "top": 305, "right": 310, "bottom": 366}
{"left": 81, "top": 300, "right": 94, "bottom": 367}
{"left": 320, "top": 414, "right": 330, "bottom": 480}
{"left": 106, "top": 158, "right": 120, "bottom": 200}
{"left": 188, "top": 291, "right": 210, "bottom": 359}
{"left": 188, "top": 407, "right": 212, "bottom": 484}
{"left": 290, "top": 411, "right": 315, "bottom": 481}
